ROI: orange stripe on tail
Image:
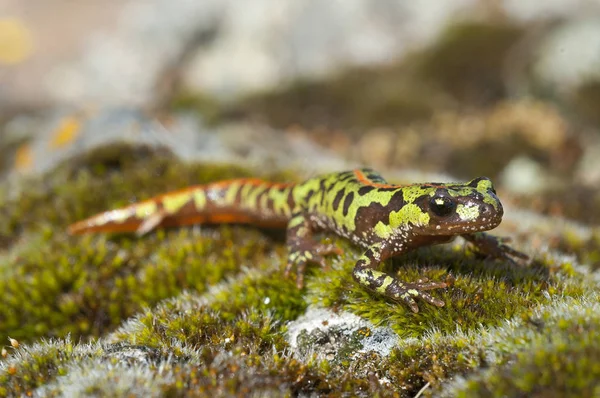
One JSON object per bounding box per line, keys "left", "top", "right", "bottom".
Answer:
{"left": 68, "top": 178, "right": 294, "bottom": 235}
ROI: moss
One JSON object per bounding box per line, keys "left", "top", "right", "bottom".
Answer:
{"left": 4, "top": 275, "right": 381, "bottom": 396}
{"left": 384, "top": 341, "right": 472, "bottom": 394}
{"left": 0, "top": 226, "right": 283, "bottom": 342}
{"left": 307, "top": 240, "right": 586, "bottom": 338}
{"left": 0, "top": 338, "right": 90, "bottom": 397}
{"left": 110, "top": 269, "right": 307, "bottom": 349}
{"left": 2, "top": 141, "right": 600, "bottom": 396}
{"left": 22, "top": 290, "right": 591, "bottom": 397}
{"left": 556, "top": 228, "right": 600, "bottom": 271}
{"left": 441, "top": 299, "right": 600, "bottom": 397}
{"left": 0, "top": 243, "right": 597, "bottom": 397}
{"left": 343, "top": 296, "right": 600, "bottom": 397}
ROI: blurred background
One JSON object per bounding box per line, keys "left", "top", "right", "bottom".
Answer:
{"left": 1, "top": 0, "right": 600, "bottom": 224}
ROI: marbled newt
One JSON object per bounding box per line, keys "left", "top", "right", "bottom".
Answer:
{"left": 68, "top": 168, "right": 528, "bottom": 312}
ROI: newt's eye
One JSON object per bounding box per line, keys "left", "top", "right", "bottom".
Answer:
{"left": 429, "top": 196, "right": 456, "bottom": 217}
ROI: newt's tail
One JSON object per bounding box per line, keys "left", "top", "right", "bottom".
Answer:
{"left": 68, "top": 179, "right": 296, "bottom": 235}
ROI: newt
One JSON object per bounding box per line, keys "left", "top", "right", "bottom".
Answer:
{"left": 68, "top": 168, "right": 528, "bottom": 312}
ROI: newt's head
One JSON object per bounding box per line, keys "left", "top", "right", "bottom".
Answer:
{"left": 393, "top": 177, "right": 504, "bottom": 236}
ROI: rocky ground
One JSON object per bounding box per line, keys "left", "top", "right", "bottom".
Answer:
{"left": 1, "top": 2, "right": 600, "bottom": 397}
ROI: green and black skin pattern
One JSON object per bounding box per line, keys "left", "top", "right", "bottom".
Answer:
{"left": 69, "top": 168, "right": 528, "bottom": 312}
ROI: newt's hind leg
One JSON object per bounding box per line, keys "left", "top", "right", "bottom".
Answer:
{"left": 284, "top": 212, "right": 342, "bottom": 288}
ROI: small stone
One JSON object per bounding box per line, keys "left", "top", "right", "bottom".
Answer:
{"left": 499, "top": 156, "right": 554, "bottom": 194}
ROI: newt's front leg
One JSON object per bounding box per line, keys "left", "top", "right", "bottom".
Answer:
{"left": 462, "top": 232, "right": 529, "bottom": 265}
{"left": 284, "top": 212, "right": 343, "bottom": 288}
{"left": 352, "top": 242, "right": 447, "bottom": 313}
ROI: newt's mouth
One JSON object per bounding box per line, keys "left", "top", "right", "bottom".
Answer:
{"left": 426, "top": 201, "right": 503, "bottom": 235}
{"left": 427, "top": 222, "right": 497, "bottom": 236}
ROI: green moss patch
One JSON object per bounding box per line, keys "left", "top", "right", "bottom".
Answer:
{"left": 556, "top": 228, "right": 600, "bottom": 271}
{"left": 0, "top": 339, "right": 94, "bottom": 397}
{"left": 307, "top": 240, "right": 587, "bottom": 338}
{"left": 441, "top": 298, "right": 600, "bottom": 397}
{"left": 1, "top": 142, "right": 600, "bottom": 396}
{"left": 0, "top": 226, "right": 282, "bottom": 342}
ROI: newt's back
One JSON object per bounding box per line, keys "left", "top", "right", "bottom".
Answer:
{"left": 289, "top": 169, "right": 406, "bottom": 245}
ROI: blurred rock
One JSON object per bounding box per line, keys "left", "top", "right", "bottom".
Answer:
{"left": 575, "top": 134, "right": 600, "bottom": 187}
{"left": 4, "top": 0, "right": 481, "bottom": 108}
{"left": 534, "top": 17, "right": 600, "bottom": 93}
{"left": 0, "top": 108, "right": 348, "bottom": 178}
{"left": 4, "top": 0, "right": 600, "bottom": 111}
{"left": 0, "top": 0, "right": 124, "bottom": 111}
{"left": 503, "top": 0, "right": 600, "bottom": 22}
{"left": 181, "top": 0, "right": 479, "bottom": 101}
{"left": 499, "top": 155, "right": 558, "bottom": 194}
{"left": 357, "top": 128, "right": 396, "bottom": 168}
{"left": 487, "top": 100, "right": 568, "bottom": 151}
